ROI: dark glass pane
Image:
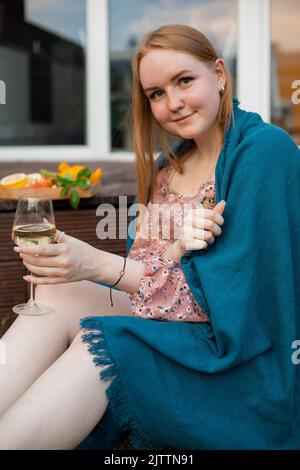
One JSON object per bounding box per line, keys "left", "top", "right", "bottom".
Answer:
{"left": 109, "top": 0, "right": 237, "bottom": 151}
{"left": 271, "top": 0, "right": 300, "bottom": 145}
{"left": 0, "top": 0, "right": 86, "bottom": 146}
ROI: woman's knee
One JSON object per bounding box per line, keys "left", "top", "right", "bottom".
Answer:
{"left": 36, "top": 281, "right": 133, "bottom": 345}
{"left": 35, "top": 282, "right": 101, "bottom": 343}
{"left": 35, "top": 283, "right": 70, "bottom": 309}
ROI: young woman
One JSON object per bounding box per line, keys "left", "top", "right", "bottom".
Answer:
{"left": 0, "top": 24, "right": 299, "bottom": 450}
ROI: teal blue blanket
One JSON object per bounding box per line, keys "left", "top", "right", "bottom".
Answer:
{"left": 79, "top": 100, "right": 300, "bottom": 450}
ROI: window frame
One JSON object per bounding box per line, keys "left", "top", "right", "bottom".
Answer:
{"left": 0, "top": 0, "right": 276, "bottom": 162}
{"left": 238, "top": 0, "right": 271, "bottom": 121}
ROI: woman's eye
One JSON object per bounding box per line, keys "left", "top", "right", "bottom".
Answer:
{"left": 180, "top": 77, "right": 193, "bottom": 85}
{"left": 150, "top": 90, "right": 164, "bottom": 100}
{"left": 148, "top": 77, "right": 193, "bottom": 100}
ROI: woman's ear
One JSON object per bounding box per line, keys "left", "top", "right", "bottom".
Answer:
{"left": 215, "top": 58, "right": 227, "bottom": 88}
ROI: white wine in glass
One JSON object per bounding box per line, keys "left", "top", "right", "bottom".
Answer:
{"left": 12, "top": 197, "right": 56, "bottom": 316}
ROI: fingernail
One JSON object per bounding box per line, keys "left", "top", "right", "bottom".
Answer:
{"left": 14, "top": 247, "right": 20, "bottom": 252}
{"left": 23, "top": 276, "right": 29, "bottom": 281}
{"left": 222, "top": 200, "right": 226, "bottom": 205}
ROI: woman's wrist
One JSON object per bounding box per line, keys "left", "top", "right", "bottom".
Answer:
{"left": 161, "top": 239, "right": 185, "bottom": 264}
{"left": 88, "top": 248, "right": 110, "bottom": 283}
{"left": 88, "top": 248, "right": 146, "bottom": 294}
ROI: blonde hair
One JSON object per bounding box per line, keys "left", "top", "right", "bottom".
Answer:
{"left": 130, "top": 24, "right": 234, "bottom": 206}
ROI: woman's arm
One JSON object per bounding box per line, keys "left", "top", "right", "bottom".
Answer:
{"left": 15, "top": 234, "right": 146, "bottom": 295}
{"left": 15, "top": 203, "right": 225, "bottom": 293}
{"left": 92, "top": 249, "right": 146, "bottom": 294}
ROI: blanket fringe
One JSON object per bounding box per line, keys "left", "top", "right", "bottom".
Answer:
{"left": 80, "top": 316, "right": 172, "bottom": 451}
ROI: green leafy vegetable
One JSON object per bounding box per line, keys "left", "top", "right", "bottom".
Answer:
{"left": 70, "top": 189, "right": 80, "bottom": 209}
{"left": 77, "top": 179, "right": 90, "bottom": 190}
{"left": 56, "top": 171, "right": 92, "bottom": 209}
{"left": 77, "top": 167, "right": 91, "bottom": 179}
{"left": 39, "top": 165, "right": 96, "bottom": 209}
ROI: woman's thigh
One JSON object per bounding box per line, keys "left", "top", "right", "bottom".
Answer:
{"left": 35, "top": 281, "right": 133, "bottom": 345}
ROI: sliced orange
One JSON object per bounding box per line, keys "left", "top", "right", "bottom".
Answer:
{"left": 0, "top": 173, "right": 28, "bottom": 188}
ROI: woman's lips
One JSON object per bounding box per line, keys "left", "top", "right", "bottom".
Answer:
{"left": 173, "top": 112, "right": 195, "bottom": 123}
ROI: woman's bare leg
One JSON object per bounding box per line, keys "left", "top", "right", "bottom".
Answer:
{"left": 0, "top": 331, "right": 112, "bottom": 450}
{"left": 0, "top": 281, "right": 132, "bottom": 417}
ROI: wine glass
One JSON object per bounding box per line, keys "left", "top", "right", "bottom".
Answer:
{"left": 12, "top": 197, "right": 56, "bottom": 316}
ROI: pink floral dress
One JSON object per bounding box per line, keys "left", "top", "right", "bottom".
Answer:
{"left": 127, "top": 164, "right": 216, "bottom": 322}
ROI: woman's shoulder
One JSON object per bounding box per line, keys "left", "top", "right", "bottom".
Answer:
{"left": 256, "top": 121, "right": 297, "bottom": 145}
{"left": 241, "top": 114, "right": 299, "bottom": 151}
{"left": 238, "top": 118, "right": 300, "bottom": 171}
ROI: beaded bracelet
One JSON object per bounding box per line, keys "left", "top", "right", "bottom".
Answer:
{"left": 110, "top": 257, "right": 127, "bottom": 307}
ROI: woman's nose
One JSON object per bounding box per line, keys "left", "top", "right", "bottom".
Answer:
{"left": 167, "top": 90, "right": 184, "bottom": 112}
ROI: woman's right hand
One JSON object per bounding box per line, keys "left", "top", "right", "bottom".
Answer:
{"left": 177, "top": 200, "right": 226, "bottom": 255}
{"left": 14, "top": 232, "right": 101, "bottom": 285}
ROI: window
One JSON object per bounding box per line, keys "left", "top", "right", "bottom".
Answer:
{"left": 109, "top": 0, "right": 237, "bottom": 151}
{"left": 0, "top": 0, "right": 86, "bottom": 146}
{"left": 0, "top": 0, "right": 296, "bottom": 162}
{"left": 271, "top": 0, "right": 300, "bottom": 144}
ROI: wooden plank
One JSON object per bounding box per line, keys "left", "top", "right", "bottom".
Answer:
{"left": 0, "top": 207, "right": 128, "bottom": 336}
{"left": 0, "top": 312, "right": 17, "bottom": 337}
{"left": 0, "top": 212, "right": 16, "bottom": 261}
{"left": 0, "top": 209, "right": 127, "bottom": 259}
{"left": 0, "top": 261, "right": 26, "bottom": 337}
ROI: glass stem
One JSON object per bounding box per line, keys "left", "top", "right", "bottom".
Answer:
{"left": 29, "top": 272, "right": 35, "bottom": 303}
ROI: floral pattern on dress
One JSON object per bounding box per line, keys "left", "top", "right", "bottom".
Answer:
{"left": 127, "top": 164, "right": 216, "bottom": 322}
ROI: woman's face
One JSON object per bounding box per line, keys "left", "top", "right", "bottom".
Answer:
{"left": 139, "top": 49, "right": 226, "bottom": 140}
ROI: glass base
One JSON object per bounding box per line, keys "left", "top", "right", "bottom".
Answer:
{"left": 12, "top": 300, "right": 51, "bottom": 316}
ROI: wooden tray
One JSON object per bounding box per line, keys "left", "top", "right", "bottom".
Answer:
{"left": 0, "top": 185, "right": 94, "bottom": 200}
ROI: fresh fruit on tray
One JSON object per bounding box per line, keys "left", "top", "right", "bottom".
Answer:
{"left": 0, "top": 163, "right": 103, "bottom": 209}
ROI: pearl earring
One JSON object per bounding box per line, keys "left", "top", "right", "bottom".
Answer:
{"left": 219, "top": 85, "right": 225, "bottom": 95}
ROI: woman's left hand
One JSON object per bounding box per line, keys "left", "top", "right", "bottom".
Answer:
{"left": 14, "top": 231, "right": 100, "bottom": 285}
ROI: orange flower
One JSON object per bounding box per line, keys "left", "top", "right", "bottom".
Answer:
{"left": 68, "top": 165, "right": 86, "bottom": 179}
{"left": 58, "top": 163, "right": 86, "bottom": 180}
{"left": 90, "top": 168, "right": 102, "bottom": 185}
{"left": 58, "top": 162, "right": 70, "bottom": 174}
